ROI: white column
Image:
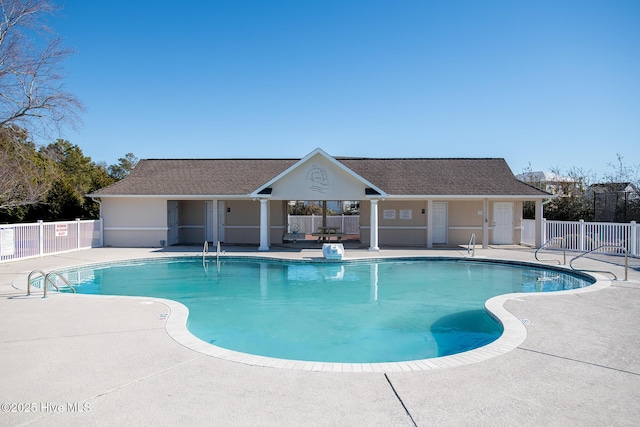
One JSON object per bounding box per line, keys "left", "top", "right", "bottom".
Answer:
{"left": 427, "top": 200, "right": 433, "bottom": 249}
{"left": 482, "top": 199, "right": 489, "bottom": 248}
{"left": 369, "top": 199, "right": 379, "bottom": 251}
{"left": 535, "top": 199, "right": 544, "bottom": 248}
{"left": 259, "top": 199, "right": 269, "bottom": 251}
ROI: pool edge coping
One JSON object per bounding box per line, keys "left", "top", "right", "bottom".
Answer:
{"left": 12, "top": 253, "right": 613, "bottom": 372}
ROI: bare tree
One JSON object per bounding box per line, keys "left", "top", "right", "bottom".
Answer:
{"left": 602, "top": 153, "right": 640, "bottom": 186}
{"left": 0, "top": 0, "right": 83, "bottom": 138}
{"left": 0, "top": 127, "right": 57, "bottom": 210}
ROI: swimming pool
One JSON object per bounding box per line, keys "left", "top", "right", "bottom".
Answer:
{"left": 47, "top": 257, "right": 595, "bottom": 364}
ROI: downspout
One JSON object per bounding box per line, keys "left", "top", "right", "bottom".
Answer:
{"left": 91, "top": 197, "right": 104, "bottom": 247}
{"left": 536, "top": 196, "right": 555, "bottom": 247}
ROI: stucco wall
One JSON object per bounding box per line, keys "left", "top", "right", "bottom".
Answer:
{"left": 359, "top": 200, "right": 428, "bottom": 246}
{"left": 359, "top": 199, "right": 524, "bottom": 247}
{"left": 448, "top": 200, "right": 484, "bottom": 245}
{"left": 378, "top": 201, "right": 427, "bottom": 246}
{"left": 512, "top": 200, "right": 523, "bottom": 244}
{"left": 179, "top": 200, "right": 205, "bottom": 244}
{"left": 101, "top": 198, "right": 168, "bottom": 247}
{"left": 100, "top": 196, "right": 525, "bottom": 248}
{"left": 224, "top": 200, "right": 259, "bottom": 244}
{"left": 221, "top": 200, "right": 287, "bottom": 246}
{"left": 270, "top": 201, "right": 287, "bottom": 244}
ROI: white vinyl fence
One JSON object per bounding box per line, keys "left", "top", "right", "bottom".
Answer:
{"left": 287, "top": 215, "right": 360, "bottom": 235}
{"left": 521, "top": 219, "right": 639, "bottom": 257}
{"left": 0, "top": 219, "right": 103, "bottom": 263}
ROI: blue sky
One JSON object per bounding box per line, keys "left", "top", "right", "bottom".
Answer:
{"left": 53, "top": 0, "right": 639, "bottom": 178}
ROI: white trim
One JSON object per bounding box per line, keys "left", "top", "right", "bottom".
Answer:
{"left": 250, "top": 148, "right": 388, "bottom": 198}
{"left": 91, "top": 194, "right": 251, "bottom": 199}
{"left": 93, "top": 193, "right": 550, "bottom": 201}
{"left": 449, "top": 226, "right": 483, "bottom": 230}
{"left": 104, "top": 227, "right": 169, "bottom": 231}
{"left": 362, "top": 225, "right": 431, "bottom": 230}
{"left": 377, "top": 226, "right": 428, "bottom": 230}
{"left": 386, "top": 195, "right": 549, "bottom": 200}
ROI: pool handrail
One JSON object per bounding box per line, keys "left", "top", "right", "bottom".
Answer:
{"left": 27, "top": 269, "right": 47, "bottom": 296}
{"left": 569, "top": 244, "right": 628, "bottom": 281}
{"left": 535, "top": 237, "right": 566, "bottom": 265}
{"left": 43, "top": 272, "right": 75, "bottom": 297}
{"left": 467, "top": 233, "right": 476, "bottom": 257}
{"left": 203, "top": 240, "right": 222, "bottom": 265}
{"left": 28, "top": 270, "right": 76, "bottom": 297}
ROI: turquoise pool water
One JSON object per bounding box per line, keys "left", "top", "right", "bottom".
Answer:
{"left": 53, "top": 257, "right": 594, "bottom": 363}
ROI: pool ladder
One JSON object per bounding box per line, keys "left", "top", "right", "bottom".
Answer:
{"left": 27, "top": 270, "right": 76, "bottom": 298}
{"left": 569, "top": 244, "right": 628, "bottom": 281}
{"left": 535, "top": 237, "right": 566, "bottom": 265}
{"left": 467, "top": 233, "right": 476, "bottom": 257}
{"left": 202, "top": 241, "right": 222, "bottom": 262}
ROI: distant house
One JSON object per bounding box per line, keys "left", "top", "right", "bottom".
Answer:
{"left": 586, "top": 182, "right": 640, "bottom": 222}
{"left": 585, "top": 182, "right": 639, "bottom": 200}
{"left": 89, "top": 148, "right": 551, "bottom": 250}
{"left": 516, "top": 171, "right": 577, "bottom": 196}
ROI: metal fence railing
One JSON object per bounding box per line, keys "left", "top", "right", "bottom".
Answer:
{"left": 521, "top": 219, "right": 638, "bottom": 257}
{"left": 287, "top": 215, "right": 360, "bottom": 235}
{"left": 0, "top": 219, "right": 103, "bottom": 263}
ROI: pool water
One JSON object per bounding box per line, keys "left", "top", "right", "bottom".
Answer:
{"left": 55, "top": 257, "right": 593, "bottom": 363}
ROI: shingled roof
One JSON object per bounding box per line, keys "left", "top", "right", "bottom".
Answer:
{"left": 90, "top": 157, "right": 549, "bottom": 198}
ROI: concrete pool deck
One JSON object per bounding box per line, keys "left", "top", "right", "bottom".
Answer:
{"left": 1, "top": 246, "right": 639, "bottom": 426}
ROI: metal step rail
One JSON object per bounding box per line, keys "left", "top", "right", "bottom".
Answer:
{"left": 203, "top": 240, "right": 209, "bottom": 262}
{"left": 203, "top": 241, "right": 222, "bottom": 260}
{"left": 27, "top": 270, "right": 76, "bottom": 297}
{"left": 535, "top": 237, "right": 566, "bottom": 265}
{"left": 467, "top": 233, "right": 476, "bottom": 257}
{"left": 202, "top": 241, "right": 209, "bottom": 272}
{"left": 203, "top": 241, "right": 222, "bottom": 273}
{"left": 569, "top": 244, "right": 628, "bottom": 281}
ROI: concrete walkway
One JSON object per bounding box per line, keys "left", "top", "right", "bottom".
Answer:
{"left": 1, "top": 246, "right": 639, "bottom": 426}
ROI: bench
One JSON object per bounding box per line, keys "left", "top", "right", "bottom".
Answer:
{"left": 311, "top": 232, "right": 346, "bottom": 242}
{"left": 282, "top": 232, "right": 301, "bottom": 243}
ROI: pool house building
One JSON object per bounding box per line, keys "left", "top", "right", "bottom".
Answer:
{"left": 89, "top": 148, "right": 551, "bottom": 250}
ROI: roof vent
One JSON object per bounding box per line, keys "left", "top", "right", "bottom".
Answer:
{"left": 257, "top": 187, "right": 273, "bottom": 195}
{"left": 365, "top": 188, "right": 380, "bottom": 196}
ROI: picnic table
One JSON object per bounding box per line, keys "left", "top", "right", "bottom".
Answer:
{"left": 311, "top": 227, "right": 346, "bottom": 243}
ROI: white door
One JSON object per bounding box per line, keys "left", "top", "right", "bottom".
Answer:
{"left": 217, "top": 201, "right": 226, "bottom": 243}
{"left": 205, "top": 201, "right": 215, "bottom": 243}
{"left": 432, "top": 202, "right": 448, "bottom": 244}
{"left": 167, "top": 200, "right": 179, "bottom": 245}
{"left": 492, "top": 202, "right": 513, "bottom": 244}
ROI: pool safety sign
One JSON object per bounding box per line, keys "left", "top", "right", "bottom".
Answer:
{"left": 0, "top": 227, "right": 15, "bottom": 256}
{"left": 55, "top": 224, "right": 68, "bottom": 237}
